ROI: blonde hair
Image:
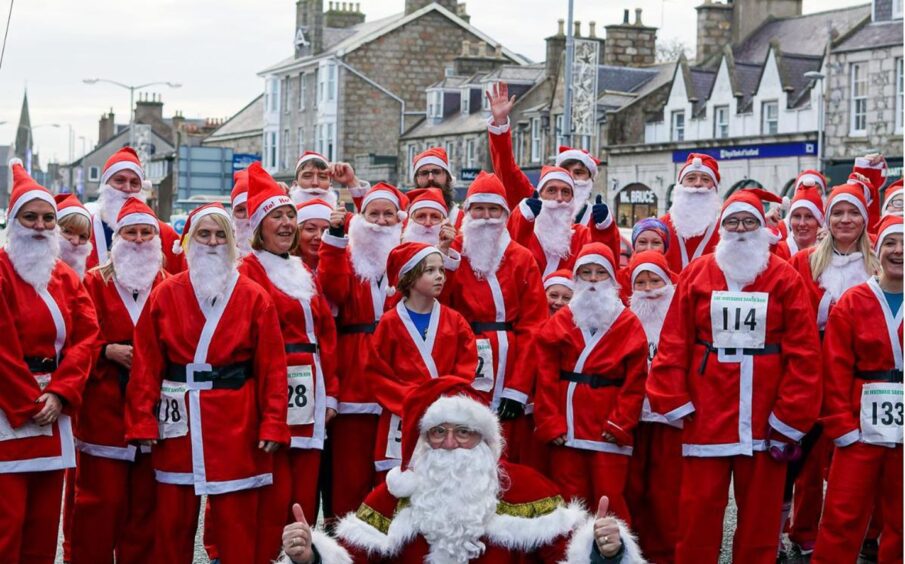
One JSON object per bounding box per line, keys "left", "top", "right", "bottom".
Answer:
{"left": 58, "top": 213, "right": 91, "bottom": 238}
{"left": 809, "top": 228, "right": 879, "bottom": 281}
{"left": 186, "top": 212, "right": 237, "bottom": 264}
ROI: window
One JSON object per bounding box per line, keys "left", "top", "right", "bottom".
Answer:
{"left": 325, "top": 123, "right": 335, "bottom": 161}
{"left": 327, "top": 64, "right": 336, "bottom": 102}
{"left": 530, "top": 117, "right": 541, "bottom": 163}
{"left": 466, "top": 138, "right": 475, "bottom": 168}
{"left": 896, "top": 58, "right": 903, "bottom": 133}
{"left": 894, "top": 0, "right": 903, "bottom": 19}
{"left": 88, "top": 166, "right": 100, "bottom": 182}
{"left": 297, "top": 127, "right": 305, "bottom": 157}
{"left": 460, "top": 89, "right": 470, "bottom": 114}
{"left": 313, "top": 69, "right": 319, "bottom": 108}
{"left": 555, "top": 114, "right": 564, "bottom": 148}
{"left": 407, "top": 145, "right": 417, "bottom": 178}
{"left": 482, "top": 85, "right": 491, "bottom": 111}
{"left": 299, "top": 73, "right": 306, "bottom": 110}
{"left": 671, "top": 110, "right": 685, "bottom": 142}
{"left": 851, "top": 63, "right": 868, "bottom": 135}
{"left": 265, "top": 131, "right": 277, "bottom": 169}
{"left": 314, "top": 125, "right": 321, "bottom": 156}
{"left": 283, "top": 78, "right": 290, "bottom": 114}
{"left": 445, "top": 140, "right": 455, "bottom": 161}
{"left": 714, "top": 105, "right": 729, "bottom": 138}
{"left": 761, "top": 101, "right": 778, "bottom": 135}
{"left": 427, "top": 91, "right": 443, "bottom": 119}
{"left": 317, "top": 69, "right": 324, "bottom": 105}
{"left": 282, "top": 128, "right": 290, "bottom": 169}
{"left": 268, "top": 78, "right": 280, "bottom": 113}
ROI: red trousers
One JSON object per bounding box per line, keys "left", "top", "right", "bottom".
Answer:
{"left": 256, "top": 447, "right": 322, "bottom": 564}
{"left": 813, "top": 442, "right": 903, "bottom": 564}
{"left": 548, "top": 445, "right": 631, "bottom": 523}
{"left": 625, "top": 423, "right": 683, "bottom": 564}
{"left": 154, "top": 482, "right": 260, "bottom": 564}
{"left": 500, "top": 414, "right": 531, "bottom": 463}
{"left": 790, "top": 433, "right": 832, "bottom": 546}
{"left": 70, "top": 452, "right": 156, "bottom": 564}
{"left": 62, "top": 466, "right": 76, "bottom": 561}
{"left": 676, "top": 453, "right": 787, "bottom": 564}
{"left": 330, "top": 414, "right": 378, "bottom": 518}
{"left": 0, "top": 469, "right": 65, "bottom": 564}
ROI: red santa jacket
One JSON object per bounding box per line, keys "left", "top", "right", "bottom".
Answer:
{"left": 125, "top": 271, "right": 290, "bottom": 494}
{"left": 659, "top": 213, "right": 720, "bottom": 273}
{"left": 239, "top": 253, "right": 339, "bottom": 450}
{"left": 534, "top": 306, "right": 649, "bottom": 453}
{"left": 646, "top": 254, "right": 822, "bottom": 456}
{"left": 316, "top": 233, "right": 399, "bottom": 414}
{"left": 442, "top": 237, "right": 548, "bottom": 408}
{"left": 87, "top": 215, "right": 186, "bottom": 275}
{"left": 77, "top": 269, "right": 166, "bottom": 460}
{"left": 821, "top": 279, "right": 903, "bottom": 447}
{"left": 367, "top": 300, "right": 478, "bottom": 470}
{"left": 0, "top": 252, "right": 99, "bottom": 472}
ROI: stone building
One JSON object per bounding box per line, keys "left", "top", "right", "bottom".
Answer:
{"left": 202, "top": 94, "right": 264, "bottom": 157}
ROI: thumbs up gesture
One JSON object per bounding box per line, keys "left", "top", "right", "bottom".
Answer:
{"left": 525, "top": 190, "right": 543, "bottom": 218}
{"left": 593, "top": 496, "right": 623, "bottom": 557}
{"left": 591, "top": 194, "right": 610, "bottom": 226}
{"left": 282, "top": 503, "right": 315, "bottom": 563}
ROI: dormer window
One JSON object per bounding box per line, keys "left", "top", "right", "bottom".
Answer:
{"left": 461, "top": 89, "right": 470, "bottom": 114}
{"left": 482, "top": 84, "right": 491, "bottom": 111}
{"left": 427, "top": 90, "right": 443, "bottom": 119}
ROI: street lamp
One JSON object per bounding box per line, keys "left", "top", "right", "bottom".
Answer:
{"left": 804, "top": 71, "right": 826, "bottom": 174}
{"left": 20, "top": 123, "right": 61, "bottom": 175}
{"left": 82, "top": 78, "right": 182, "bottom": 145}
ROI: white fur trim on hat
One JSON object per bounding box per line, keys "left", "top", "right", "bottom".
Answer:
{"left": 408, "top": 199, "right": 448, "bottom": 217}
{"left": 362, "top": 190, "right": 400, "bottom": 212}
{"left": 573, "top": 254, "right": 616, "bottom": 281}
{"left": 250, "top": 194, "right": 294, "bottom": 231}
{"left": 855, "top": 156, "right": 888, "bottom": 176}
{"left": 537, "top": 171, "right": 575, "bottom": 192}
{"left": 297, "top": 202, "right": 333, "bottom": 224}
{"left": 544, "top": 276, "right": 574, "bottom": 291}
{"left": 231, "top": 192, "right": 248, "bottom": 208}
{"left": 828, "top": 193, "right": 869, "bottom": 222}
{"left": 411, "top": 155, "right": 451, "bottom": 182}
{"left": 117, "top": 213, "right": 159, "bottom": 230}
{"left": 556, "top": 149, "right": 598, "bottom": 179}
{"left": 101, "top": 161, "right": 144, "bottom": 185}
{"left": 419, "top": 394, "right": 502, "bottom": 459}
{"left": 464, "top": 192, "right": 509, "bottom": 212}
{"left": 721, "top": 201, "right": 765, "bottom": 226}
{"left": 630, "top": 262, "right": 672, "bottom": 287}
{"left": 57, "top": 206, "right": 92, "bottom": 222}
{"left": 9, "top": 190, "right": 57, "bottom": 221}
{"left": 399, "top": 246, "right": 440, "bottom": 279}
{"left": 883, "top": 189, "right": 902, "bottom": 212}
{"left": 295, "top": 152, "right": 330, "bottom": 174}
{"left": 876, "top": 223, "right": 904, "bottom": 253}
{"left": 678, "top": 159, "right": 719, "bottom": 187}
{"left": 789, "top": 199, "right": 824, "bottom": 224}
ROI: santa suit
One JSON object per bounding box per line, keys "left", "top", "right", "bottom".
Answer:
{"left": 812, "top": 279, "right": 903, "bottom": 564}
{"left": 368, "top": 300, "right": 478, "bottom": 473}
{"left": 125, "top": 271, "right": 289, "bottom": 564}
{"left": 87, "top": 215, "right": 186, "bottom": 275}
{"left": 0, "top": 252, "right": 99, "bottom": 564}
{"left": 533, "top": 305, "right": 648, "bottom": 522}
{"left": 238, "top": 252, "right": 339, "bottom": 563}
{"left": 70, "top": 270, "right": 167, "bottom": 564}
{"left": 646, "top": 254, "right": 822, "bottom": 564}
{"left": 659, "top": 212, "right": 720, "bottom": 273}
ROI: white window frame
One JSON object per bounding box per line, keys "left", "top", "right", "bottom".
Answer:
{"left": 893, "top": 0, "right": 903, "bottom": 19}
{"left": 896, "top": 58, "right": 903, "bottom": 134}
{"left": 445, "top": 140, "right": 455, "bottom": 161}
{"left": 714, "top": 105, "right": 729, "bottom": 138}
{"left": 88, "top": 166, "right": 100, "bottom": 182}
{"left": 281, "top": 128, "right": 290, "bottom": 169}
{"left": 407, "top": 144, "right": 417, "bottom": 178}
{"left": 283, "top": 77, "right": 290, "bottom": 114}
{"left": 317, "top": 69, "right": 324, "bottom": 106}
{"left": 466, "top": 138, "right": 475, "bottom": 168}
{"left": 427, "top": 90, "right": 443, "bottom": 119}
{"left": 460, "top": 89, "right": 470, "bottom": 114}
{"left": 266, "top": 131, "right": 277, "bottom": 169}
{"left": 314, "top": 124, "right": 322, "bottom": 156}
{"left": 299, "top": 73, "right": 306, "bottom": 110}
{"left": 297, "top": 127, "right": 305, "bottom": 157}
{"left": 530, "top": 118, "right": 541, "bottom": 163}
{"left": 761, "top": 101, "right": 779, "bottom": 135}
{"left": 313, "top": 69, "right": 319, "bottom": 108}
{"left": 325, "top": 123, "right": 335, "bottom": 161}
{"left": 671, "top": 110, "right": 685, "bottom": 142}
{"left": 327, "top": 64, "right": 336, "bottom": 102}
{"left": 555, "top": 114, "right": 564, "bottom": 148}
{"left": 268, "top": 78, "right": 280, "bottom": 113}
{"left": 482, "top": 85, "right": 491, "bottom": 111}
{"left": 850, "top": 63, "right": 868, "bottom": 135}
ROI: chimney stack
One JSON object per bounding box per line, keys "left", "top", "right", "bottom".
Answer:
{"left": 588, "top": 21, "right": 597, "bottom": 39}
{"left": 605, "top": 7, "right": 658, "bottom": 67}
{"left": 634, "top": 8, "right": 643, "bottom": 25}
{"left": 295, "top": 0, "right": 324, "bottom": 57}
{"left": 98, "top": 109, "right": 115, "bottom": 145}
{"left": 573, "top": 20, "right": 581, "bottom": 38}
{"left": 546, "top": 19, "right": 567, "bottom": 81}
{"left": 695, "top": 0, "right": 733, "bottom": 63}
{"left": 325, "top": 0, "right": 365, "bottom": 28}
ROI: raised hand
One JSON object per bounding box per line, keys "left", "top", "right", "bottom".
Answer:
{"left": 485, "top": 81, "right": 516, "bottom": 127}
{"left": 438, "top": 219, "right": 456, "bottom": 254}
{"left": 330, "top": 200, "right": 347, "bottom": 229}
{"left": 331, "top": 162, "right": 358, "bottom": 187}
{"left": 525, "top": 190, "right": 543, "bottom": 218}
{"left": 282, "top": 503, "right": 315, "bottom": 563}
{"left": 591, "top": 194, "right": 609, "bottom": 225}
{"left": 593, "top": 496, "right": 623, "bottom": 557}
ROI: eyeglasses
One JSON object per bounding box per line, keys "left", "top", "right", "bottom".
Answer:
{"left": 722, "top": 217, "right": 760, "bottom": 230}
{"left": 889, "top": 198, "right": 904, "bottom": 210}
{"left": 415, "top": 168, "right": 446, "bottom": 179}
{"left": 426, "top": 425, "right": 481, "bottom": 444}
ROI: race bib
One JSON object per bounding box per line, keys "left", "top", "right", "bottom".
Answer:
{"left": 472, "top": 339, "right": 495, "bottom": 392}
{"left": 710, "top": 291, "right": 769, "bottom": 349}
{"left": 157, "top": 380, "right": 189, "bottom": 439}
{"left": 0, "top": 374, "right": 54, "bottom": 442}
{"left": 385, "top": 414, "right": 403, "bottom": 460}
{"left": 287, "top": 365, "right": 315, "bottom": 426}
{"left": 860, "top": 383, "right": 904, "bottom": 445}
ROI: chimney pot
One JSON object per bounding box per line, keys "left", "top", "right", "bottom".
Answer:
{"left": 342, "top": 2, "right": 347, "bottom": 10}
{"left": 635, "top": 8, "right": 643, "bottom": 26}
{"left": 461, "top": 39, "right": 470, "bottom": 56}
{"left": 573, "top": 20, "right": 581, "bottom": 37}
{"left": 356, "top": 2, "right": 360, "bottom": 11}
{"left": 557, "top": 19, "right": 565, "bottom": 36}
{"left": 623, "top": 9, "right": 630, "bottom": 24}
{"left": 588, "top": 21, "right": 596, "bottom": 38}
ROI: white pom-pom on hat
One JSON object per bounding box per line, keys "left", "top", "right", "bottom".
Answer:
{"left": 397, "top": 210, "right": 408, "bottom": 221}
{"left": 692, "top": 157, "right": 702, "bottom": 166}
{"left": 782, "top": 196, "right": 791, "bottom": 213}
{"left": 385, "top": 466, "right": 417, "bottom": 498}
{"left": 8, "top": 157, "right": 23, "bottom": 168}
{"left": 801, "top": 177, "right": 815, "bottom": 187}
{"left": 171, "top": 239, "right": 184, "bottom": 255}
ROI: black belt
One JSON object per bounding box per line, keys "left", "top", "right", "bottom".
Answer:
{"left": 470, "top": 322, "right": 513, "bottom": 333}
{"left": 25, "top": 356, "right": 57, "bottom": 373}
{"left": 560, "top": 370, "right": 624, "bottom": 389}
{"left": 166, "top": 362, "right": 252, "bottom": 390}
{"left": 696, "top": 339, "right": 782, "bottom": 375}
{"left": 856, "top": 369, "right": 904, "bottom": 383}
{"left": 285, "top": 343, "right": 318, "bottom": 354}
{"left": 338, "top": 322, "right": 378, "bottom": 335}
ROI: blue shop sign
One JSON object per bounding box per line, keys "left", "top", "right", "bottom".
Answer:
{"left": 672, "top": 142, "right": 816, "bottom": 163}
{"left": 232, "top": 153, "right": 261, "bottom": 172}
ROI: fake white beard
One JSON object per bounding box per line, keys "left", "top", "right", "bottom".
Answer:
{"left": 253, "top": 249, "right": 316, "bottom": 302}
{"left": 402, "top": 221, "right": 441, "bottom": 245}
{"left": 461, "top": 215, "right": 510, "bottom": 279}
{"left": 569, "top": 279, "right": 624, "bottom": 333}
{"left": 573, "top": 179, "right": 593, "bottom": 209}
{"left": 186, "top": 243, "right": 237, "bottom": 304}
{"left": 57, "top": 235, "right": 92, "bottom": 280}
{"left": 818, "top": 251, "right": 872, "bottom": 302}
{"left": 98, "top": 183, "right": 145, "bottom": 226}
{"left": 534, "top": 199, "right": 574, "bottom": 260}
{"left": 407, "top": 440, "right": 501, "bottom": 564}
{"left": 348, "top": 215, "right": 401, "bottom": 283}
{"left": 715, "top": 228, "right": 773, "bottom": 287}
{"left": 630, "top": 285, "right": 674, "bottom": 346}
{"left": 110, "top": 235, "right": 163, "bottom": 293}
{"left": 234, "top": 218, "right": 253, "bottom": 257}
{"left": 290, "top": 185, "right": 338, "bottom": 208}
{"left": 5, "top": 221, "right": 59, "bottom": 290}
{"left": 669, "top": 185, "right": 721, "bottom": 239}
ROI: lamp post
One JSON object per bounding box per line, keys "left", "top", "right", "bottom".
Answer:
{"left": 804, "top": 71, "right": 826, "bottom": 174}
{"left": 21, "top": 123, "right": 61, "bottom": 175}
{"left": 82, "top": 78, "right": 182, "bottom": 146}
{"left": 562, "top": 0, "right": 575, "bottom": 147}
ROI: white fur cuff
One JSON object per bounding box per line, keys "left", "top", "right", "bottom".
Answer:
{"left": 274, "top": 529, "right": 352, "bottom": 564}
{"left": 561, "top": 516, "right": 646, "bottom": 564}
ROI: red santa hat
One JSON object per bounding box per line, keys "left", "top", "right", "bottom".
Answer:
{"left": 385, "top": 377, "right": 502, "bottom": 499}
{"left": 847, "top": 173, "right": 876, "bottom": 205}
{"left": 629, "top": 250, "right": 677, "bottom": 287}
{"left": 410, "top": 147, "right": 452, "bottom": 182}
{"left": 172, "top": 203, "right": 232, "bottom": 255}
{"left": 386, "top": 242, "right": 441, "bottom": 289}
{"left": 875, "top": 214, "right": 903, "bottom": 253}
{"left": 720, "top": 188, "right": 783, "bottom": 226}
{"left": 572, "top": 242, "right": 617, "bottom": 281}
{"left": 295, "top": 151, "right": 330, "bottom": 174}
{"left": 677, "top": 153, "right": 720, "bottom": 186}
{"left": 101, "top": 147, "right": 145, "bottom": 186}
{"left": 462, "top": 171, "right": 509, "bottom": 212}
{"left": 537, "top": 165, "right": 575, "bottom": 193}
{"left": 361, "top": 182, "right": 409, "bottom": 220}
{"left": 406, "top": 188, "right": 448, "bottom": 217}
{"left": 882, "top": 179, "right": 903, "bottom": 215}
{"left": 543, "top": 269, "right": 575, "bottom": 292}
{"left": 230, "top": 169, "right": 250, "bottom": 209}
{"left": 853, "top": 155, "right": 888, "bottom": 192}
{"left": 296, "top": 198, "right": 333, "bottom": 225}
{"left": 789, "top": 185, "right": 826, "bottom": 225}
{"left": 54, "top": 193, "right": 91, "bottom": 223}
{"left": 555, "top": 145, "right": 600, "bottom": 179}
{"left": 116, "top": 198, "right": 159, "bottom": 230}
{"left": 793, "top": 169, "right": 827, "bottom": 194}
{"left": 246, "top": 162, "right": 294, "bottom": 232}
{"left": 826, "top": 184, "right": 869, "bottom": 223}
{"left": 7, "top": 158, "right": 57, "bottom": 220}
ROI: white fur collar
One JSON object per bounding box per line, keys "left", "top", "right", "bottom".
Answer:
{"left": 818, "top": 252, "right": 871, "bottom": 302}
{"left": 253, "top": 249, "right": 316, "bottom": 302}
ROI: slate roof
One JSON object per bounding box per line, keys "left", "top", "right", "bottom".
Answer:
{"left": 597, "top": 65, "right": 658, "bottom": 94}
{"left": 833, "top": 19, "right": 903, "bottom": 52}
{"left": 203, "top": 95, "right": 264, "bottom": 143}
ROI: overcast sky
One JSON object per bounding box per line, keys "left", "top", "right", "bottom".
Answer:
{"left": 0, "top": 0, "right": 867, "bottom": 165}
